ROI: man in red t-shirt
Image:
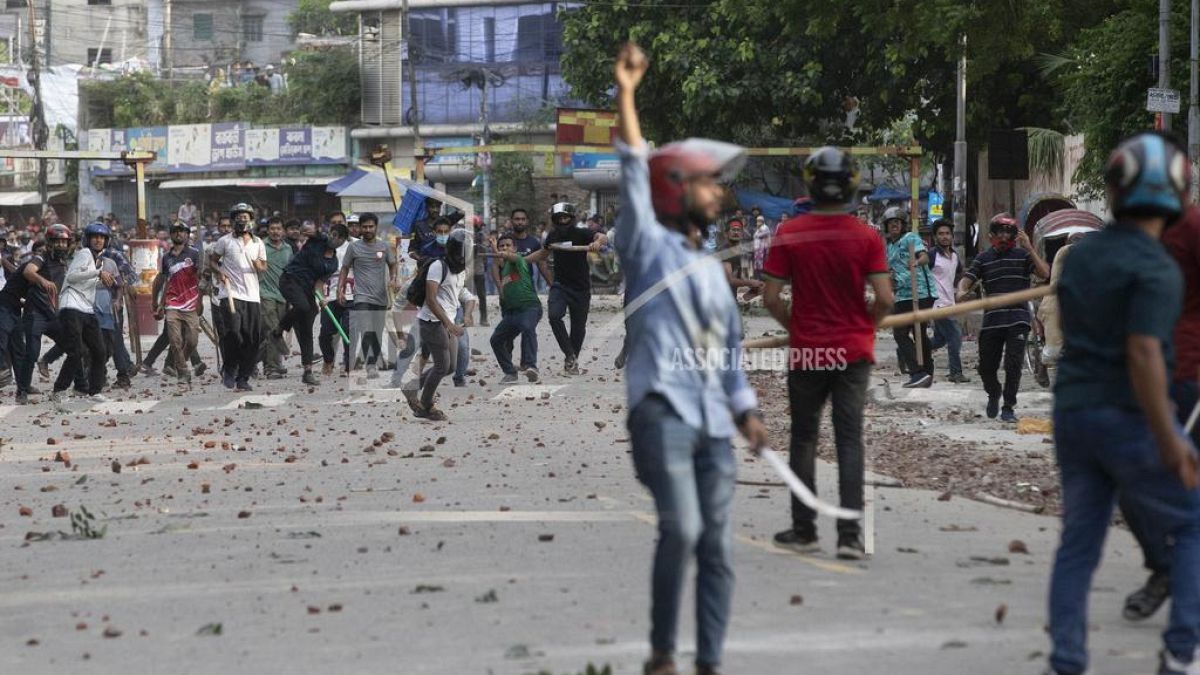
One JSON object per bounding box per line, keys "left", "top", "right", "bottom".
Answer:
{"left": 763, "top": 147, "right": 893, "bottom": 561}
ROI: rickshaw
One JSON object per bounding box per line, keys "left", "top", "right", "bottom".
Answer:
{"left": 1024, "top": 208, "right": 1106, "bottom": 386}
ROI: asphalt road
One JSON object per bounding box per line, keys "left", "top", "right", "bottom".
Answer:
{"left": 0, "top": 304, "right": 1164, "bottom": 675}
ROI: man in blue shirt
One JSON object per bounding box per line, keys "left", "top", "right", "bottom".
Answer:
{"left": 613, "top": 43, "right": 767, "bottom": 675}
{"left": 884, "top": 206, "right": 937, "bottom": 388}
{"left": 1045, "top": 131, "right": 1200, "bottom": 675}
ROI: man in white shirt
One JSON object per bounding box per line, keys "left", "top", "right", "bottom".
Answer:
{"left": 928, "top": 219, "right": 968, "bottom": 383}
{"left": 53, "top": 222, "right": 116, "bottom": 403}
{"left": 402, "top": 229, "right": 476, "bottom": 421}
{"left": 209, "top": 203, "right": 267, "bottom": 391}
{"left": 177, "top": 199, "right": 198, "bottom": 225}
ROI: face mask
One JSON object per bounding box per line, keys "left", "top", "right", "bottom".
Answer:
{"left": 435, "top": 234, "right": 449, "bottom": 246}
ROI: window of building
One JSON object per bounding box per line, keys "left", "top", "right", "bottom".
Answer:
{"left": 4, "top": 0, "right": 27, "bottom": 9}
{"left": 86, "top": 48, "right": 112, "bottom": 65}
{"left": 193, "top": 13, "right": 213, "bottom": 41}
{"left": 410, "top": 9, "right": 457, "bottom": 63}
{"left": 483, "top": 17, "right": 495, "bottom": 63}
{"left": 515, "top": 13, "right": 562, "bottom": 62}
{"left": 87, "top": 0, "right": 112, "bottom": 6}
{"left": 243, "top": 15, "right": 264, "bottom": 43}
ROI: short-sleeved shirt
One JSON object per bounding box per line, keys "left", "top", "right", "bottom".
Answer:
{"left": 510, "top": 234, "right": 542, "bottom": 258}
{"left": 886, "top": 231, "right": 937, "bottom": 302}
{"left": 1056, "top": 224, "right": 1182, "bottom": 411}
{"left": 261, "top": 239, "right": 293, "bottom": 302}
{"left": 544, "top": 225, "right": 596, "bottom": 291}
{"left": 499, "top": 257, "right": 540, "bottom": 312}
{"left": 26, "top": 255, "right": 65, "bottom": 318}
{"left": 763, "top": 212, "right": 889, "bottom": 364}
{"left": 0, "top": 257, "right": 37, "bottom": 310}
{"left": 1164, "top": 206, "right": 1200, "bottom": 382}
{"left": 160, "top": 245, "right": 201, "bottom": 312}
{"left": 963, "top": 246, "right": 1035, "bottom": 330}
{"left": 341, "top": 238, "right": 396, "bottom": 306}
{"left": 213, "top": 234, "right": 267, "bottom": 303}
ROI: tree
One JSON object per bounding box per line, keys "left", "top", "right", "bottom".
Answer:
{"left": 288, "top": 0, "right": 357, "bottom": 36}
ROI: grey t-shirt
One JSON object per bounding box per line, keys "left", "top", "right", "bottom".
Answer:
{"left": 341, "top": 238, "right": 396, "bottom": 306}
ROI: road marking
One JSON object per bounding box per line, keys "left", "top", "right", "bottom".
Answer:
{"left": 0, "top": 404, "right": 16, "bottom": 419}
{"left": 214, "top": 393, "right": 294, "bottom": 410}
{"left": 89, "top": 400, "right": 160, "bottom": 415}
{"left": 491, "top": 384, "right": 565, "bottom": 401}
{"left": 387, "top": 510, "right": 638, "bottom": 523}
{"left": 864, "top": 483, "right": 875, "bottom": 556}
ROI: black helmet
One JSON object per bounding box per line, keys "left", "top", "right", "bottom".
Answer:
{"left": 445, "top": 228, "right": 472, "bottom": 274}
{"left": 881, "top": 206, "right": 908, "bottom": 226}
{"left": 551, "top": 202, "right": 576, "bottom": 218}
{"left": 1105, "top": 132, "right": 1190, "bottom": 220}
{"left": 230, "top": 202, "right": 254, "bottom": 218}
{"left": 803, "top": 147, "right": 859, "bottom": 204}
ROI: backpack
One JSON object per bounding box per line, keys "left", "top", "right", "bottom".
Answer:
{"left": 404, "top": 257, "right": 449, "bottom": 308}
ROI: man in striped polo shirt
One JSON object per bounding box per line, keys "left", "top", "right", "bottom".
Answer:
{"left": 957, "top": 213, "right": 1049, "bottom": 422}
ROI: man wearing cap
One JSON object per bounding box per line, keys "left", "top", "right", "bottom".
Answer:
{"left": 543, "top": 201, "right": 607, "bottom": 375}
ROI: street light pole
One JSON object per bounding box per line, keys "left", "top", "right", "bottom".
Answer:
{"left": 1162, "top": 0, "right": 1173, "bottom": 131}
{"left": 953, "top": 33, "right": 968, "bottom": 255}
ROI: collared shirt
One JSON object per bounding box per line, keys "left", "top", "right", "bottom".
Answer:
{"left": 261, "top": 239, "right": 292, "bottom": 302}
{"left": 615, "top": 139, "right": 756, "bottom": 439}
{"left": 930, "top": 246, "right": 961, "bottom": 309}
{"left": 887, "top": 232, "right": 938, "bottom": 302}
{"left": 161, "top": 245, "right": 201, "bottom": 312}
{"left": 963, "top": 246, "right": 1035, "bottom": 330}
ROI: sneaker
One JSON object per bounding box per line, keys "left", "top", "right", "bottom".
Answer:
{"left": 500, "top": 373, "right": 519, "bottom": 384}
{"left": 414, "top": 406, "right": 448, "bottom": 422}
{"left": 773, "top": 528, "right": 820, "bottom": 554}
{"left": 525, "top": 367, "right": 539, "bottom": 382}
{"left": 266, "top": 371, "right": 286, "bottom": 380}
{"left": 139, "top": 362, "right": 158, "bottom": 377}
{"left": 948, "top": 372, "right": 970, "bottom": 383}
{"left": 88, "top": 394, "right": 110, "bottom": 403}
{"left": 453, "top": 378, "right": 466, "bottom": 387}
{"left": 114, "top": 376, "right": 132, "bottom": 390}
{"left": 322, "top": 362, "right": 333, "bottom": 376}
{"left": 564, "top": 357, "right": 580, "bottom": 376}
{"left": 901, "top": 372, "right": 932, "bottom": 388}
{"left": 193, "top": 362, "right": 207, "bottom": 377}
{"left": 1000, "top": 408, "right": 1018, "bottom": 423}
{"left": 301, "top": 371, "right": 320, "bottom": 386}
{"left": 1159, "top": 649, "right": 1200, "bottom": 675}
{"left": 162, "top": 364, "right": 178, "bottom": 378}
{"left": 15, "top": 391, "right": 28, "bottom": 405}
{"left": 36, "top": 358, "right": 49, "bottom": 379}
{"left": 643, "top": 653, "right": 678, "bottom": 675}
{"left": 1124, "top": 572, "right": 1171, "bottom": 622}
{"left": 836, "top": 534, "right": 866, "bottom": 560}
{"left": 986, "top": 396, "right": 1000, "bottom": 419}
{"left": 222, "top": 373, "right": 236, "bottom": 390}
{"left": 49, "top": 390, "right": 69, "bottom": 404}
{"left": 235, "top": 379, "right": 253, "bottom": 392}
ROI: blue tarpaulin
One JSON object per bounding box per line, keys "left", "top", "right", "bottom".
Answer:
{"left": 865, "top": 185, "right": 930, "bottom": 203}
{"left": 734, "top": 189, "right": 799, "bottom": 222}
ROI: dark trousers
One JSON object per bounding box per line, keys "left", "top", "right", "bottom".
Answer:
{"left": 786, "top": 361, "right": 871, "bottom": 537}
{"left": 19, "top": 311, "right": 60, "bottom": 394}
{"left": 319, "top": 300, "right": 349, "bottom": 370}
{"left": 0, "top": 302, "right": 24, "bottom": 383}
{"left": 893, "top": 297, "right": 933, "bottom": 377}
{"left": 278, "top": 273, "right": 318, "bottom": 367}
{"left": 144, "top": 322, "right": 203, "bottom": 367}
{"left": 351, "top": 301, "right": 387, "bottom": 366}
{"left": 55, "top": 308, "right": 106, "bottom": 395}
{"left": 104, "top": 327, "right": 132, "bottom": 378}
{"left": 978, "top": 324, "right": 1028, "bottom": 409}
{"left": 490, "top": 305, "right": 542, "bottom": 374}
{"left": 473, "top": 273, "right": 488, "bottom": 324}
{"left": 218, "top": 299, "right": 263, "bottom": 381}
{"left": 548, "top": 283, "right": 590, "bottom": 360}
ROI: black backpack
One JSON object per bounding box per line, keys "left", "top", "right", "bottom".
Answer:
{"left": 404, "top": 257, "right": 448, "bottom": 308}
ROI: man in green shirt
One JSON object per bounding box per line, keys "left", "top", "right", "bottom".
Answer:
{"left": 259, "top": 216, "right": 293, "bottom": 379}
{"left": 489, "top": 234, "right": 549, "bottom": 383}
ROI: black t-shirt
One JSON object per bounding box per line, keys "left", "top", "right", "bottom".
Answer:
{"left": 23, "top": 254, "right": 64, "bottom": 317}
{"left": 544, "top": 225, "right": 596, "bottom": 291}
{"left": 0, "top": 257, "right": 36, "bottom": 309}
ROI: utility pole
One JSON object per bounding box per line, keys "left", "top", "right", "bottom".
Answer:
{"left": 1190, "top": 0, "right": 1199, "bottom": 201}
{"left": 402, "top": 0, "right": 423, "bottom": 181}
{"left": 953, "top": 33, "right": 968, "bottom": 255}
{"left": 26, "top": 0, "right": 47, "bottom": 214}
{"left": 163, "top": 0, "right": 173, "bottom": 79}
{"left": 1161, "top": 0, "right": 1173, "bottom": 131}
{"left": 480, "top": 69, "right": 490, "bottom": 231}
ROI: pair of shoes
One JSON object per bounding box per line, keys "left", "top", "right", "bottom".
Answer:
{"left": 235, "top": 379, "right": 253, "bottom": 392}
{"left": 1124, "top": 571, "right": 1171, "bottom": 622}
{"left": 901, "top": 372, "right": 933, "bottom": 388}
{"left": 222, "top": 372, "right": 236, "bottom": 390}
{"left": 36, "top": 358, "right": 49, "bottom": 379}
{"left": 115, "top": 376, "right": 132, "bottom": 390}
{"left": 499, "top": 373, "right": 519, "bottom": 384}
{"left": 139, "top": 362, "right": 158, "bottom": 376}
{"left": 564, "top": 357, "right": 580, "bottom": 376}
{"left": 301, "top": 371, "right": 320, "bottom": 386}
{"left": 948, "top": 372, "right": 970, "bottom": 383}
{"left": 836, "top": 533, "right": 866, "bottom": 561}
{"left": 986, "top": 396, "right": 1000, "bottom": 419}
{"left": 452, "top": 378, "right": 466, "bottom": 387}
{"left": 773, "top": 528, "right": 820, "bottom": 554}
{"left": 525, "top": 367, "right": 539, "bottom": 382}
{"left": 193, "top": 362, "right": 207, "bottom": 377}
{"left": 413, "top": 406, "right": 448, "bottom": 422}
{"left": 999, "top": 408, "right": 1018, "bottom": 424}
{"left": 643, "top": 652, "right": 678, "bottom": 675}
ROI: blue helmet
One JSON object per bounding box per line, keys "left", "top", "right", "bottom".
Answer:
{"left": 83, "top": 221, "right": 110, "bottom": 241}
{"left": 1104, "top": 132, "right": 1190, "bottom": 220}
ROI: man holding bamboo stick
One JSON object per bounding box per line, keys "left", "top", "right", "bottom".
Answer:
{"left": 883, "top": 207, "right": 936, "bottom": 388}
{"left": 209, "top": 203, "right": 267, "bottom": 392}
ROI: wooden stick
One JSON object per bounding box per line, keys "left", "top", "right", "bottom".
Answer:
{"left": 743, "top": 285, "right": 1055, "bottom": 349}
{"left": 908, "top": 240, "right": 923, "bottom": 367}
{"left": 549, "top": 244, "right": 591, "bottom": 252}
{"left": 222, "top": 277, "right": 236, "bottom": 314}
{"left": 973, "top": 492, "right": 1045, "bottom": 514}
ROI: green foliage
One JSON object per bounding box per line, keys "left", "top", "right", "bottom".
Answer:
{"left": 488, "top": 154, "right": 536, "bottom": 218}
{"left": 83, "top": 49, "right": 360, "bottom": 129}
{"left": 288, "top": 0, "right": 357, "bottom": 36}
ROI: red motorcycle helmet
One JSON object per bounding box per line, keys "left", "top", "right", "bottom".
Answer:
{"left": 648, "top": 138, "right": 746, "bottom": 224}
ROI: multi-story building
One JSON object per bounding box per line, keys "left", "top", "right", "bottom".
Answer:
{"left": 168, "top": 0, "right": 298, "bottom": 71}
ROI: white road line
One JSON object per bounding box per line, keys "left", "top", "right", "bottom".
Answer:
{"left": 89, "top": 400, "right": 160, "bottom": 415}
{"left": 491, "top": 384, "right": 565, "bottom": 401}
{"left": 213, "top": 393, "right": 294, "bottom": 410}
{"left": 0, "top": 404, "right": 17, "bottom": 419}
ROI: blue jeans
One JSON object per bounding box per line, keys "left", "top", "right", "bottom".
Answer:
{"left": 453, "top": 307, "right": 469, "bottom": 382}
{"left": 1049, "top": 406, "right": 1200, "bottom": 674}
{"left": 19, "top": 311, "right": 60, "bottom": 395}
{"left": 629, "top": 394, "right": 735, "bottom": 668}
{"left": 490, "top": 305, "right": 541, "bottom": 374}
{"left": 929, "top": 317, "right": 963, "bottom": 376}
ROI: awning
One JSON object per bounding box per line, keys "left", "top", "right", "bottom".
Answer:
{"left": 157, "top": 177, "right": 339, "bottom": 189}
{"left": 326, "top": 167, "right": 437, "bottom": 199}
{"left": 0, "top": 190, "right": 66, "bottom": 206}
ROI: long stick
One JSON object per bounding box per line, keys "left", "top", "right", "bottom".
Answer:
{"left": 317, "top": 292, "right": 350, "bottom": 345}
{"left": 743, "top": 285, "right": 1056, "bottom": 349}
{"left": 222, "top": 277, "right": 236, "bottom": 314}
{"left": 123, "top": 286, "right": 143, "bottom": 366}
{"left": 760, "top": 448, "right": 863, "bottom": 520}
{"left": 908, "top": 240, "right": 924, "bottom": 367}
{"left": 549, "top": 244, "right": 591, "bottom": 252}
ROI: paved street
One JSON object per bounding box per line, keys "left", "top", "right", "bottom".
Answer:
{"left": 0, "top": 304, "right": 1161, "bottom": 674}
